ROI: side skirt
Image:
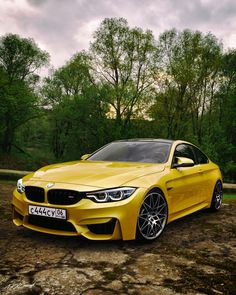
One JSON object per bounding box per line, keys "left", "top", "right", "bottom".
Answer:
{"left": 167, "top": 201, "right": 209, "bottom": 224}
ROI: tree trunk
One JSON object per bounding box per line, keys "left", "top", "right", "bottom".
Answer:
{"left": 1, "top": 124, "right": 14, "bottom": 153}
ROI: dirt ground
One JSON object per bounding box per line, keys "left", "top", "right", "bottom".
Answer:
{"left": 0, "top": 182, "right": 235, "bottom": 295}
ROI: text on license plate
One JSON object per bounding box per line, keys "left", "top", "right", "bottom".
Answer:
{"left": 29, "top": 205, "right": 66, "bottom": 220}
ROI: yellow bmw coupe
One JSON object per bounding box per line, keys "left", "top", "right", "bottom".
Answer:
{"left": 12, "top": 139, "right": 223, "bottom": 241}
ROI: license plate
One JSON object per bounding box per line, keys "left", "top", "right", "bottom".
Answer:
{"left": 29, "top": 205, "right": 67, "bottom": 220}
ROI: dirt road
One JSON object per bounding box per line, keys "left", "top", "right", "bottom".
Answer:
{"left": 0, "top": 183, "right": 235, "bottom": 295}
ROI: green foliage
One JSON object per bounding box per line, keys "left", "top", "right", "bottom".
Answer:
{"left": 41, "top": 51, "right": 92, "bottom": 105}
{"left": 0, "top": 33, "right": 49, "bottom": 153}
{"left": 91, "top": 18, "right": 158, "bottom": 127}
{"left": 42, "top": 52, "right": 109, "bottom": 159}
{"left": 151, "top": 29, "right": 223, "bottom": 140}
{"left": 49, "top": 93, "right": 108, "bottom": 159}
{"left": 0, "top": 34, "right": 49, "bottom": 83}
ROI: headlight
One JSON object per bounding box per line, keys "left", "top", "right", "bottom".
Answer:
{"left": 86, "top": 187, "right": 136, "bottom": 203}
{"left": 17, "top": 178, "right": 25, "bottom": 194}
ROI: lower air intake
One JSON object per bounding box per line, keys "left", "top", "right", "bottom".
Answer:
{"left": 88, "top": 219, "right": 116, "bottom": 235}
{"left": 28, "top": 215, "right": 76, "bottom": 232}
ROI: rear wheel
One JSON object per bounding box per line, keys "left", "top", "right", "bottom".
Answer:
{"left": 210, "top": 181, "right": 223, "bottom": 211}
{"left": 136, "top": 190, "right": 168, "bottom": 241}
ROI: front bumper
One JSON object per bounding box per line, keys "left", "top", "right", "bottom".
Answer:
{"left": 12, "top": 186, "right": 147, "bottom": 241}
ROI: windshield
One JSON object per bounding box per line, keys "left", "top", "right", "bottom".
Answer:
{"left": 88, "top": 141, "right": 171, "bottom": 163}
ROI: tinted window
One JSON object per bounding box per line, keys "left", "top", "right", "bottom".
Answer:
{"left": 174, "top": 144, "right": 195, "bottom": 162}
{"left": 193, "top": 146, "right": 209, "bottom": 164}
{"left": 88, "top": 141, "right": 171, "bottom": 163}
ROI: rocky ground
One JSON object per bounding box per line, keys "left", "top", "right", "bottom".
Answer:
{"left": 0, "top": 182, "right": 235, "bottom": 295}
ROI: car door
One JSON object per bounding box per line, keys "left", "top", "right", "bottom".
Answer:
{"left": 191, "top": 145, "right": 212, "bottom": 201}
{"left": 166, "top": 143, "right": 203, "bottom": 214}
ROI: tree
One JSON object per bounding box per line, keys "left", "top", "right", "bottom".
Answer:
{"left": 150, "top": 29, "right": 222, "bottom": 142}
{"left": 0, "top": 34, "right": 49, "bottom": 152}
{"left": 42, "top": 51, "right": 93, "bottom": 106}
{"left": 90, "top": 18, "right": 158, "bottom": 130}
{"left": 42, "top": 52, "right": 108, "bottom": 158}
{"left": 214, "top": 50, "right": 236, "bottom": 181}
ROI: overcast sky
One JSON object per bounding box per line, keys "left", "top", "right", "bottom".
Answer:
{"left": 1, "top": 0, "right": 236, "bottom": 70}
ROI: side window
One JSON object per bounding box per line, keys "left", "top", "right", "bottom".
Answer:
{"left": 193, "top": 146, "right": 209, "bottom": 164}
{"left": 174, "top": 144, "right": 196, "bottom": 163}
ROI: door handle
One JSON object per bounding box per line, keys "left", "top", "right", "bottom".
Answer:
{"left": 198, "top": 169, "right": 203, "bottom": 174}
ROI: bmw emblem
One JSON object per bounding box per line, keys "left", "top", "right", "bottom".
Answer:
{"left": 46, "top": 183, "right": 54, "bottom": 188}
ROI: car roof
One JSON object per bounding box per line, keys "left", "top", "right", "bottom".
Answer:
{"left": 113, "top": 138, "right": 175, "bottom": 144}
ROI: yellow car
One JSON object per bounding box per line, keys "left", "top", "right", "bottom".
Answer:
{"left": 12, "top": 139, "right": 223, "bottom": 241}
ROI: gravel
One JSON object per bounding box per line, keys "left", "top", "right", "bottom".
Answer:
{"left": 0, "top": 183, "right": 235, "bottom": 295}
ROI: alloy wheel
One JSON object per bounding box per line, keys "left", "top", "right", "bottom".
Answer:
{"left": 137, "top": 191, "right": 168, "bottom": 240}
{"left": 213, "top": 181, "right": 223, "bottom": 210}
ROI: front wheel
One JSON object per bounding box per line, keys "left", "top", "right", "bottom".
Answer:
{"left": 136, "top": 190, "right": 168, "bottom": 241}
{"left": 210, "top": 181, "right": 223, "bottom": 211}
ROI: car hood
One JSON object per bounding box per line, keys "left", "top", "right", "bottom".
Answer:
{"left": 29, "top": 160, "right": 165, "bottom": 189}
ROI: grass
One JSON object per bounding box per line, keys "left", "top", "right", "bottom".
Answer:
{"left": 0, "top": 179, "right": 16, "bottom": 184}
{"left": 223, "top": 193, "right": 236, "bottom": 201}
{"left": 0, "top": 144, "right": 55, "bottom": 171}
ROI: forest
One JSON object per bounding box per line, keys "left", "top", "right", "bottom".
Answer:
{"left": 0, "top": 17, "right": 235, "bottom": 182}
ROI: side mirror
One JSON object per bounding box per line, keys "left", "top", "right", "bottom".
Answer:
{"left": 172, "top": 157, "right": 194, "bottom": 168}
{"left": 81, "top": 154, "right": 91, "bottom": 160}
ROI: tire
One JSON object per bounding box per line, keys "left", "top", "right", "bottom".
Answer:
{"left": 136, "top": 189, "right": 168, "bottom": 241}
{"left": 210, "top": 181, "right": 223, "bottom": 211}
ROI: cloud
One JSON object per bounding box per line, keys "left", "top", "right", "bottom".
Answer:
{"left": 0, "top": 0, "right": 236, "bottom": 70}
